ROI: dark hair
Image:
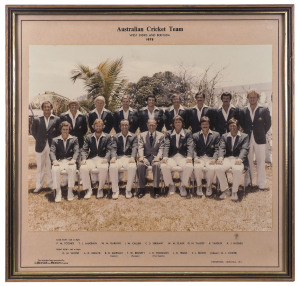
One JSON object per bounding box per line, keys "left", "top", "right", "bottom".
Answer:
{"left": 221, "top": 92, "right": 232, "bottom": 100}
{"left": 227, "top": 118, "right": 240, "bottom": 129}
{"left": 41, "top": 101, "right": 53, "bottom": 109}
{"left": 146, "top": 94, "right": 156, "bottom": 102}
{"left": 60, "top": 121, "right": 72, "bottom": 131}
{"left": 195, "top": 91, "right": 206, "bottom": 99}
{"left": 200, "top": 116, "right": 210, "bottom": 125}
{"left": 173, "top": 115, "right": 184, "bottom": 127}
{"left": 120, "top": 119, "right": 130, "bottom": 126}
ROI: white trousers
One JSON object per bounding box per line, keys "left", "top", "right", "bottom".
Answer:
{"left": 80, "top": 156, "right": 108, "bottom": 190}
{"left": 215, "top": 156, "right": 244, "bottom": 193}
{"left": 109, "top": 157, "right": 137, "bottom": 193}
{"left": 245, "top": 136, "right": 266, "bottom": 188}
{"left": 193, "top": 156, "right": 216, "bottom": 187}
{"left": 52, "top": 159, "right": 76, "bottom": 190}
{"left": 160, "top": 153, "right": 193, "bottom": 187}
{"left": 35, "top": 143, "right": 53, "bottom": 189}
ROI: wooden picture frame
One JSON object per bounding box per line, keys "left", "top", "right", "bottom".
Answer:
{"left": 6, "top": 5, "right": 294, "bottom": 281}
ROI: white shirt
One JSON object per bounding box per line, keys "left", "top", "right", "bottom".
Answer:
{"left": 58, "top": 135, "right": 74, "bottom": 151}
{"left": 172, "top": 129, "right": 185, "bottom": 148}
{"left": 143, "top": 106, "right": 159, "bottom": 120}
{"left": 92, "top": 108, "right": 109, "bottom": 120}
{"left": 92, "top": 132, "right": 106, "bottom": 149}
{"left": 119, "top": 107, "right": 133, "bottom": 120}
{"left": 193, "top": 104, "right": 208, "bottom": 121}
{"left": 200, "top": 129, "right": 213, "bottom": 145}
{"left": 67, "top": 109, "right": 82, "bottom": 128}
{"left": 170, "top": 105, "right": 185, "bottom": 117}
{"left": 247, "top": 104, "right": 261, "bottom": 122}
{"left": 221, "top": 104, "right": 235, "bottom": 121}
{"left": 228, "top": 131, "right": 241, "bottom": 151}
{"left": 118, "top": 132, "right": 133, "bottom": 151}
{"left": 44, "top": 115, "right": 51, "bottom": 129}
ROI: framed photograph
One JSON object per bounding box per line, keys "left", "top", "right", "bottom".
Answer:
{"left": 6, "top": 5, "right": 294, "bottom": 281}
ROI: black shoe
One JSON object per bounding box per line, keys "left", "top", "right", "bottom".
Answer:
{"left": 186, "top": 189, "right": 191, "bottom": 199}
{"left": 137, "top": 188, "right": 145, "bottom": 199}
{"left": 153, "top": 188, "right": 161, "bottom": 199}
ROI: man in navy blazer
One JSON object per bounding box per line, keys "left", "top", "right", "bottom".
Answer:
{"left": 137, "top": 119, "right": 165, "bottom": 199}
{"left": 193, "top": 116, "right": 220, "bottom": 197}
{"left": 60, "top": 100, "right": 87, "bottom": 149}
{"left": 215, "top": 118, "right": 249, "bottom": 200}
{"left": 113, "top": 94, "right": 139, "bottom": 133}
{"left": 110, "top": 119, "right": 138, "bottom": 199}
{"left": 138, "top": 94, "right": 164, "bottom": 132}
{"left": 215, "top": 92, "right": 240, "bottom": 135}
{"left": 189, "top": 91, "right": 216, "bottom": 134}
{"left": 88, "top": 96, "right": 113, "bottom": 134}
{"left": 160, "top": 115, "right": 194, "bottom": 197}
{"left": 240, "top": 90, "right": 271, "bottom": 189}
{"left": 80, "top": 119, "right": 112, "bottom": 199}
{"left": 164, "top": 93, "right": 189, "bottom": 131}
{"left": 31, "top": 101, "right": 60, "bottom": 193}
{"left": 50, "top": 121, "right": 79, "bottom": 202}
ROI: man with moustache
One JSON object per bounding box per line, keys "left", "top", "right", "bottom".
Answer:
{"left": 80, "top": 119, "right": 112, "bottom": 199}
{"left": 136, "top": 119, "right": 165, "bottom": 199}
{"left": 31, "top": 101, "right": 60, "bottom": 193}
{"left": 138, "top": 94, "right": 164, "bottom": 132}
{"left": 88, "top": 96, "right": 114, "bottom": 134}
{"left": 113, "top": 94, "right": 139, "bottom": 133}
{"left": 110, "top": 119, "right": 138, "bottom": 199}
{"left": 189, "top": 91, "right": 216, "bottom": 134}
{"left": 215, "top": 118, "right": 249, "bottom": 201}
{"left": 50, "top": 121, "right": 79, "bottom": 202}
{"left": 164, "top": 93, "right": 189, "bottom": 131}
{"left": 240, "top": 90, "right": 271, "bottom": 190}
{"left": 193, "top": 116, "right": 220, "bottom": 197}
{"left": 160, "top": 115, "right": 194, "bottom": 197}
{"left": 215, "top": 92, "right": 240, "bottom": 136}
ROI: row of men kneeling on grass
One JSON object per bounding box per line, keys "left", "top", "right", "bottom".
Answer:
{"left": 44, "top": 115, "right": 252, "bottom": 203}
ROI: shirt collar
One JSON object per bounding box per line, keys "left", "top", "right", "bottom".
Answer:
{"left": 118, "top": 132, "right": 133, "bottom": 138}
{"left": 58, "top": 134, "right": 74, "bottom": 140}
{"left": 193, "top": 104, "right": 208, "bottom": 111}
{"left": 171, "top": 129, "right": 185, "bottom": 137}
{"left": 67, "top": 109, "right": 82, "bottom": 117}
{"left": 228, "top": 131, "right": 241, "bottom": 138}
{"left": 148, "top": 131, "right": 156, "bottom": 136}
{"left": 170, "top": 105, "right": 185, "bottom": 112}
{"left": 200, "top": 129, "right": 213, "bottom": 135}
{"left": 141, "top": 106, "right": 159, "bottom": 111}
{"left": 92, "top": 108, "right": 109, "bottom": 114}
{"left": 119, "top": 107, "right": 133, "bottom": 112}
{"left": 247, "top": 104, "right": 262, "bottom": 111}
{"left": 220, "top": 104, "right": 235, "bottom": 110}
{"left": 92, "top": 132, "right": 106, "bottom": 139}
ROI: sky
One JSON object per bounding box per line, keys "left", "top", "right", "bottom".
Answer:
{"left": 29, "top": 45, "right": 272, "bottom": 100}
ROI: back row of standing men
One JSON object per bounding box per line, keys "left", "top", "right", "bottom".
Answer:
{"left": 31, "top": 90, "right": 271, "bottom": 201}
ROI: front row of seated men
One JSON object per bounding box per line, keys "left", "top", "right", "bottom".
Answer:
{"left": 49, "top": 115, "right": 249, "bottom": 203}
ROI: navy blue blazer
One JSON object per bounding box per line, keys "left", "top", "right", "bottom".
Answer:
{"left": 138, "top": 107, "right": 164, "bottom": 132}
{"left": 113, "top": 108, "right": 139, "bottom": 133}
{"left": 31, "top": 115, "right": 61, "bottom": 153}
{"left": 188, "top": 106, "right": 216, "bottom": 134}
{"left": 218, "top": 132, "right": 250, "bottom": 168}
{"left": 50, "top": 135, "right": 79, "bottom": 162}
{"left": 215, "top": 106, "right": 240, "bottom": 135}
{"left": 193, "top": 131, "right": 220, "bottom": 160}
{"left": 81, "top": 133, "right": 112, "bottom": 160}
{"left": 240, "top": 106, "right": 271, "bottom": 144}
{"left": 60, "top": 112, "right": 87, "bottom": 148}
{"left": 111, "top": 132, "right": 138, "bottom": 159}
{"left": 88, "top": 109, "right": 114, "bottom": 134}
{"left": 163, "top": 129, "right": 194, "bottom": 158}
{"left": 164, "top": 106, "right": 189, "bottom": 131}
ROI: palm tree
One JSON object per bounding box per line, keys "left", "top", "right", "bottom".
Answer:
{"left": 70, "top": 57, "right": 127, "bottom": 110}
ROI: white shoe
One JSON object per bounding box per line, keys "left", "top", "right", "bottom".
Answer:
{"left": 84, "top": 189, "right": 93, "bottom": 199}
{"left": 169, "top": 185, "right": 176, "bottom": 195}
{"left": 97, "top": 189, "right": 104, "bottom": 199}
{"left": 206, "top": 187, "right": 212, "bottom": 197}
{"left": 179, "top": 186, "right": 187, "bottom": 197}
{"left": 67, "top": 189, "right": 74, "bottom": 201}
{"left": 33, "top": 187, "right": 42, "bottom": 193}
{"left": 196, "top": 186, "right": 203, "bottom": 196}
{"left": 219, "top": 191, "right": 227, "bottom": 199}
{"left": 125, "top": 190, "right": 133, "bottom": 199}
{"left": 112, "top": 192, "right": 119, "bottom": 200}
{"left": 231, "top": 192, "right": 238, "bottom": 201}
{"left": 55, "top": 190, "right": 62, "bottom": 203}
